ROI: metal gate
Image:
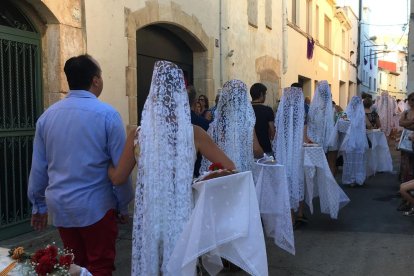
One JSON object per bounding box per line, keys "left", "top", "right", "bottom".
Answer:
{"left": 0, "top": 3, "right": 42, "bottom": 240}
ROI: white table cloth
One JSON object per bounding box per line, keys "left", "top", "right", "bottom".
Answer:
{"left": 167, "top": 171, "right": 268, "bottom": 276}
{"left": 252, "top": 162, "right": 295, "bottom": 255}
{"left": 328, "top": 119, "right": 350, "bottom": 151}
{"left": 303, "top": 146, "right": 350, "bottom": 219}
{"left": 366, "top": 130, "right": 393, "bottom": 176}
{"left": 0, "top": 247, "right": 19, "bottom": 276}
{"left": 329, "top": 119, "right": 393, "bottom": 177}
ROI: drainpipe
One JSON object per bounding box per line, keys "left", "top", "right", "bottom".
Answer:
{"left": 282, "top": 0, "right": 288, "bottom": 74}
{"left": 356, "top": 0, "right": 363, "bottom": 95}
{"left": 219, "top": 0, "right": 223, "bottom": 86}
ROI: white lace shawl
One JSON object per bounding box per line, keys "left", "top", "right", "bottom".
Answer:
{"left": 272, "top": 87, "right": 305, "bottom": 210}
{"left": 340, "top": 96, "right": 368, "bottom": 153}
{"left": 307, "top": 80, "right": 334, "bottom": 152}
{"left": 200, "top": 79, "right": 256, "bottom": 173}
{"left": 377, "top": 92, "right": 396, "bottom": 136}
{"left": 132, "top": 60, "right": 195, "bottom": 275}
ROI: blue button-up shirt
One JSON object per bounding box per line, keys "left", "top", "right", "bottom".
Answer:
{"left": 28, "top": 90, "right": 134, "bottom": 227}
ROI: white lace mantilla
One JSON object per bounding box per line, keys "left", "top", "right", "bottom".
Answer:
{"left": 272, "top": 87, "right": 305, "bottom": 210}
{"left": 200, "top": 79, "right": 255, "bottom": 173}
{"left": 340, "top": 96, "right": 368, "bottom": 154}
{"left": 307, "top": 80, "right": 335, "bottom": 152}
{"left": 132, "top": 60, "right": 196, "bottom": 275}
{"left": 377, "top": 91, "right": 396, "bottom": 136}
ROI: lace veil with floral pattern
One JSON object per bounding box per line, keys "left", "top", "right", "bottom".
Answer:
{"left": 132, "top": 60, "right": 195, "bottom": 275}
{"left": 200, "top": 79, "right": 255, "bottom": 173}
{"left": 340, "top": 96, "right": 368, "bottom": 153}
{"left": 307, "top": 80, "right": 334, "bottom": 152}
{"left": 377, "top": 91, "right": 396, "bottom": 136}
{"left": 272, "top": 87, "right": 305, "bottom": 210}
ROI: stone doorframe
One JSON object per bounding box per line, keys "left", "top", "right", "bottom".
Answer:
{"left": 124, "top": 1, "right": 214, "bottom": 127}
{"left": 17, "top": 0, "right": 86, "bottom": 108}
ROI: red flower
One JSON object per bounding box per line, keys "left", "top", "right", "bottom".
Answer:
{"left": 46, "top": 245, "right": 58, "bottom": 258}
{"left": 35, "top": 254, "right": 56, "bottom": 275}
{"left": 31, "top": 248, "right": 47, "bottom": 263}
{"left": 208, "top": 162, "right": 224, "bottom": 171}
{"left": 59, "top": 254, "right": 74, "bottom": 268}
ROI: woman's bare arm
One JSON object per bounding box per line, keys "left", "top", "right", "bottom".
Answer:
{"left": 375, "top": 114, "right": 381, "bottom": 128}
{"left": 253, "top": 130, "right": 264, "bottom": 158}
{"left": 108, "top": 128, "right": 137, "bottom": 185}
{"left": 268, "top": 122, "right": 275, "bottom": 141}
{"left": 193, "top": 125, "right": 236, "bottom": 170}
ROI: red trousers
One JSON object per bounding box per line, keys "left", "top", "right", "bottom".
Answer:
{"left": 58, "top": 209, "right": 118, "bottom": 276}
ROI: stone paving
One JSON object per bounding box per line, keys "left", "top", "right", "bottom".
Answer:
{"left": 1, "top": 139, "right": 411, "bottom": 275}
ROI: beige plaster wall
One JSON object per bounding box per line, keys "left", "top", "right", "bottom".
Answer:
{"left": 224, "top": 0, "right": 283, "bottom": 109}
{"left": 283, "top": 0, "right": 355, "bottom": 107}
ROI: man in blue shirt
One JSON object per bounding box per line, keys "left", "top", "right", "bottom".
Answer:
{"left": 28, "top": 54, "right": 134, "bottom": 275}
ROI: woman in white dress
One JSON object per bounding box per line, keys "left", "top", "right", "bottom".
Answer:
{"left": 108, "top": 60, "right": 235, "bottom": 275}
{"left": 200, "top": 79, "right": 263, "bottom": 173}
{"left": 341, "top": 96, "right": 369, "bottom": 186}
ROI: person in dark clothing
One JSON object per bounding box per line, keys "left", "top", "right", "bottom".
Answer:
{"left": 187, "top": 86, "right": 209, "bottom": 131}
{"left": 250, "top": 83, "right": 275, "bottom": 155}
{"left": 187, "top": 86, "right": 209, "bottom": 176}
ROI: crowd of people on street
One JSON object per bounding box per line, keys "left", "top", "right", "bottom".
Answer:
{"left": 27, "top": 55, "right": 414, "bottom": 275}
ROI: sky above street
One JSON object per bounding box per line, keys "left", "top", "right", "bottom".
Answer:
{"left": 339, "top": 0, "right": 409, "bottom": 36}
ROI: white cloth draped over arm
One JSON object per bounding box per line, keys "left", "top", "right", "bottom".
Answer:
{"left": 252, "top": 162, "right": 295, "bottom": 255}
{"left": 167, "top": 171, "right": 268, "bottom": 276}
{"left": 303, "top": 147, "right": 350, "bottom": 219}
{"left": 365, "top": 131, "right": 393, "bottom": 176}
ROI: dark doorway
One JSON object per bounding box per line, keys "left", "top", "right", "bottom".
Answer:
{"left": 0, "top": 0, "right": 42, "bottom": 239}
{"left": 136, "top": 24, "right": 193, "bottom": 123}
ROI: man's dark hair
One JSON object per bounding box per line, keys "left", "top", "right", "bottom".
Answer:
{"left": 363, "top": 97, "right": 373, "bottom": 108}
{"left": 290, "top": 82, "right": 303, "bottom": 89}
{"left": 64, "top": 54, "right": 101, "bottom": 90}
{"left": 361, "top": 92, "right": 372, "bottom": 99}
{"left": 187, "top": 85, "right": 197, "bottom": 106}
{"left": 250, "top": 83, "right": 267, "bottom": 100}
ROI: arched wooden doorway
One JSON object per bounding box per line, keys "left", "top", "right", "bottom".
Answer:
{"left": 136, "top": 24, "right": 193, "bottom": 123}
{"left": 0, "top": 1, "right": 42, "bottom": 239}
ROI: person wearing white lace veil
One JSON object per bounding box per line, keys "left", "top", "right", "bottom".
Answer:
{"left": 200, "top": 79, "right": 263, "bottom": 173}
{"left": 107, "top": 60, "right": 235, "bottom": 275}
{"left": 340, "top": 96, "right": 368, "bottom": 186}
{"left": 377, "top": 91, "right": 396, "bottom": 137}
{"left": 307, "top": 80, "right": 334, "bottom": 152}
{"left": 272, "top": 87, "right": 305, "bottom": 212}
